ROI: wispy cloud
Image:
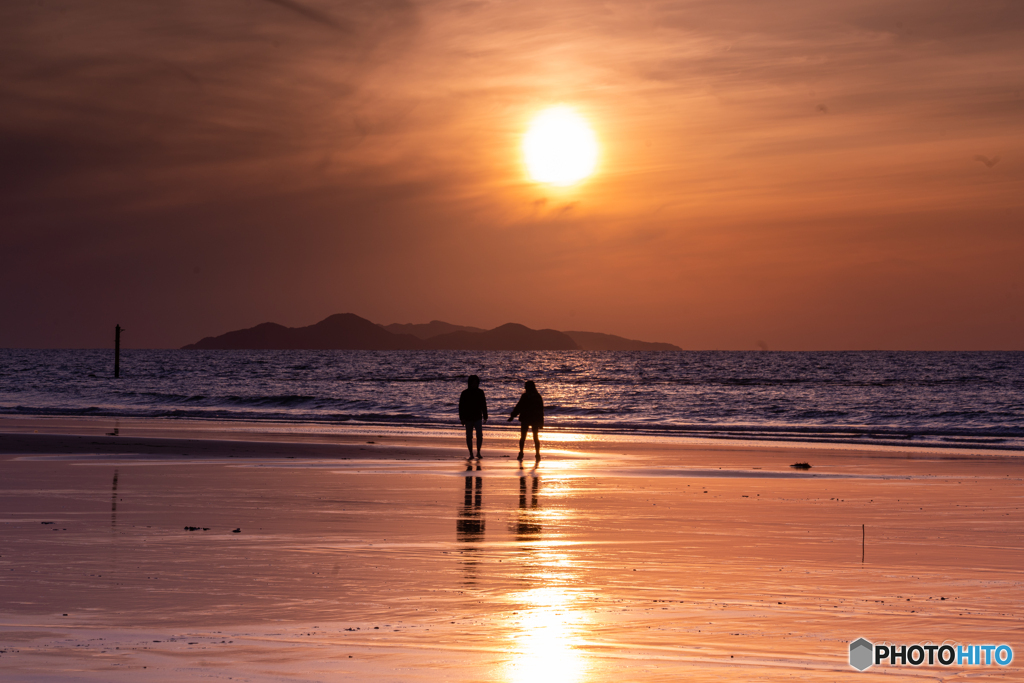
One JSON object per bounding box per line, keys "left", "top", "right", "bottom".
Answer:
{"left": 1, "top": 0, "right": 1021, "bottom": 348}
{"left": 258, "top": 0, "right": 351, "bottom": 32}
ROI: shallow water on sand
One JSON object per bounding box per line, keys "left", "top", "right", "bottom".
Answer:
{"left": 1, "top": 440, "right": 1022, "bottom": 681}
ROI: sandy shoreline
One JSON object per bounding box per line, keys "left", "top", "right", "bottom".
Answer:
{"left": 1, "top": 418, "right": 1021, "bottom": 681}
{"left": 5, "top": 414, "right": 1022, "bottom": 457}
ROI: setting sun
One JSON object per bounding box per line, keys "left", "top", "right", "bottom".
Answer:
{"left": 523, "top": 106, "right": 599, "bottom": 186}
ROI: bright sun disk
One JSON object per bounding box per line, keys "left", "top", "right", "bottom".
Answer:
{"left": 523, "top": 107, "right": 598, "bottom": 186}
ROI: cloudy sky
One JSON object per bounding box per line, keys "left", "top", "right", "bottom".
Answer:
{"left": 2, "top": 0, "right": 1022, "bottom": 349}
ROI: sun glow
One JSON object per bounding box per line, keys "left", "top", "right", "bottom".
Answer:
{"left": 523, "top": 107, "right": 599, "bottom": 186}
{"left": 505, "top": 586, "right": 588, "bottom": 683}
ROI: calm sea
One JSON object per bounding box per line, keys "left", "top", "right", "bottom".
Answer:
{"left": 0, "top": 349, "right": 1021, "bottom": 452}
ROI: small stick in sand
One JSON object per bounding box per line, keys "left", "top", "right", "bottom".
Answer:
{"left": 862, "top": 524, "right": 865, "bottom": 563}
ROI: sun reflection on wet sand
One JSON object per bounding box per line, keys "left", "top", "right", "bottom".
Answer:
{"left": 6, "top": 434, "right": 1024, "bottom": 682}
{"left": 505, "top": 586, "right": 588, "bottom": 683}
{"left": 504, "top": 471, "right": 590, "bottom": 683}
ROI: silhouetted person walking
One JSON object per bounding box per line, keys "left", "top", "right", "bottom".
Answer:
{"left": 459, "top": 375, "right": 488, "bottom": 458}
{"left": 509, "top": 380, "right": 544, "bottom": 463}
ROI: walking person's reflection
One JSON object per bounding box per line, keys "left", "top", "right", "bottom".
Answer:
{"left": 509, "top": 380, "right": 544, "bottom": 464}
{"left": 512, "top": 472, "right": 541, "bottom": 539}
{"left": 456, "top": 459, "right": 485, "bottom": 583}
{"left": 457, "top": 460, "right": 485, "bottom": 541}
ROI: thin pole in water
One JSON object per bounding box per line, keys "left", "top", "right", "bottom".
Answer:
{"left": 114, "top": 324, "right": 121, "bottom": 378}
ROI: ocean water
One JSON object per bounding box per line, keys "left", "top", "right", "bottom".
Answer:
{"left": 0, "top": 349, "right": 1022, "bottom": 452}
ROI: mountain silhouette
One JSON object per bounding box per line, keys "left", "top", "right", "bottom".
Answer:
{"left": 382, "top": 320, "right": 486, "bottom": 339}
{"left": 183, "top": 313, "right": 422, "bottom": 350}
{"left": 425, "top": 323, "right": 579, "bottom": 350}
{"left": 183, "top": 315, "right": 680, "bottom": 351}
{"left": 384, "top": 321, "right": 680, "bottom": 350}
{"left": 564, "top": 330, "right": 680, "bottom": 351}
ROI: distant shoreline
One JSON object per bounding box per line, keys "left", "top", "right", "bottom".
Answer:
{"left": 2, "top": 415, "right": 1020, "bottom": 458}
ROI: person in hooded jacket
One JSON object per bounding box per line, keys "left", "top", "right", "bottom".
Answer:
{"left": 508, "top": 380, "right": 544, "bottom": 462}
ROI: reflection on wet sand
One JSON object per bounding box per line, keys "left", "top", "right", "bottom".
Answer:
{"left": 110, "top": 468, "right": 119, "bottom": 528}
{"left": 6, "top": 434, "right": 1024, "bottom": 682}
{"left": 456, "top": 460, "right": 484, "bottom": 583}
{"left": 513, "top": 472, "right": 541, "bottom": 539}
{"left": 506, "top": 470, "right": 588, "bottom": 683}
{"left": 506, "top": 586, "right": 587, "bottom": 683}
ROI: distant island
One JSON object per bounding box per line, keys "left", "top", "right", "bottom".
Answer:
{"left": 182, "top": 314, "right": 681, "bottom": 351}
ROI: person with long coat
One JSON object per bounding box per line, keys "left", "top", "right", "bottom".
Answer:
{"left": 508, "top": 380, "right": 544, "bottom": 462}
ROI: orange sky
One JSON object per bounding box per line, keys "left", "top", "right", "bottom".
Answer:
{"left": 2, "top": 0, "right": 1022, "bottom": 349}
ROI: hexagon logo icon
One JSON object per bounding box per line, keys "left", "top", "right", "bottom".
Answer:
{"left": 849, "top": 638, "right": 874, "bottom": 671}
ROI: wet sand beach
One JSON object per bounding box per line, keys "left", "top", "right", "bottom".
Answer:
{"left": 0, "top": 418, "right": 1021, "bottom": 681}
